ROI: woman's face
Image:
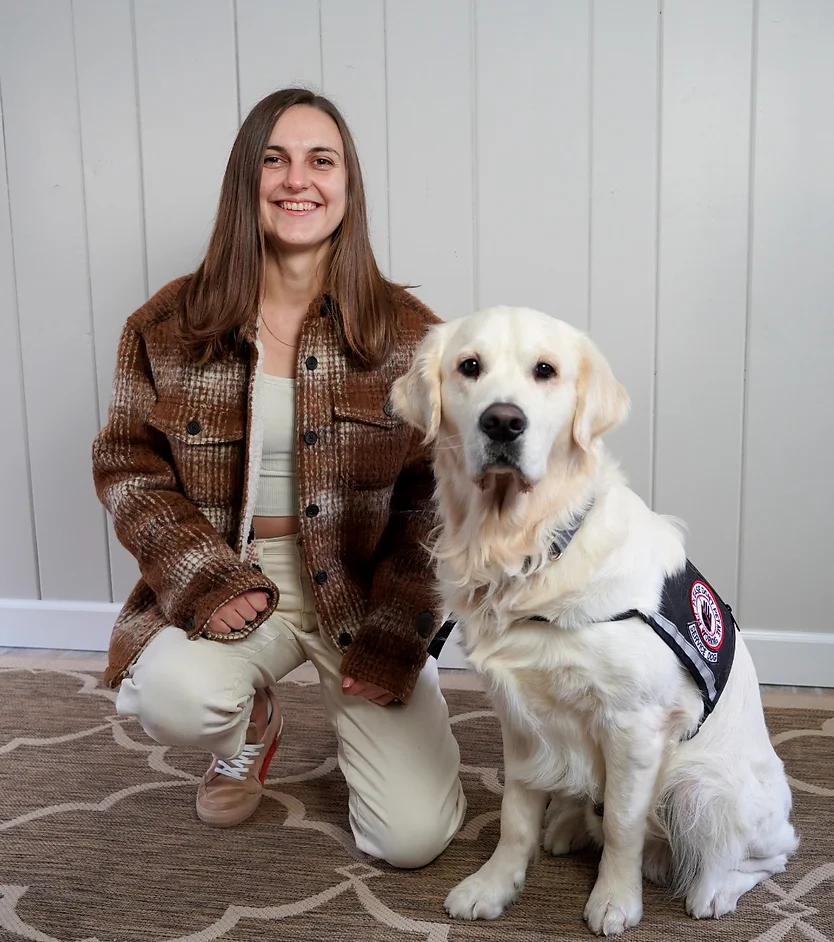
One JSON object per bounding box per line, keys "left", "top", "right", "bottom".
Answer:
{"left": 259, "top": 105, "right": 347, "bottom": 256}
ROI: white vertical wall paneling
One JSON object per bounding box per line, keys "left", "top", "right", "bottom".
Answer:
{"left": 133, "top": 0, "right": 239, "bottom": 292}
{"left": 589, "top": 0, "right": 659, "bottom": 505}
{"left": 385, "top": 0, "right": 474, "bottom": 319}
{"left": 320, "top": 0, "right": 389, "bottom": 274}
{"left": 236, "top": 0, "right": 323, "bottom": 120}
{"left": 73, "top": 0, "right": 143, "bottom": 601}
{"left": 0, "top": 0, "right": 111, "bottom": 601}
{"left": 0, "top": 63, "right": 39, "bottom": 599}
{"left": 740, "top": 0, "right": 834, "bottom": 631}
{"left": 653, "top": 0, "right": 754, "bottom": 602}
{"left": 476, "top": 0, "right": 590, "bottom": 327}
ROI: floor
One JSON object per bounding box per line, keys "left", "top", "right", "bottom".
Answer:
{"left": 2, "top": 646, "right": 833, "bottom": 709}
{"left": 4, "top": 669, "right": 831, "bottom": 942}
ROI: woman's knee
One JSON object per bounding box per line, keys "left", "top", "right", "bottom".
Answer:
{"left": 371, "top": 821, "right": 455, "bottom": 870}
{"left": 116, "top": 637, "right": 246, "bottom": 754}
{"left": 357, "top": 790, "right": 467, "bottom": 869}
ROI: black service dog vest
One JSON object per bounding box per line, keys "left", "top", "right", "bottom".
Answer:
{"left": 613, "top": 560, "right": 738, "bottom": 724}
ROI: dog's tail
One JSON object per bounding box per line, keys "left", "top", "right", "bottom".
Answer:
{"left": 655, "top": 751, "right": 798, "bottom": 897}
{"left": 655, "top": 757, "right": 745, "bottom": 897}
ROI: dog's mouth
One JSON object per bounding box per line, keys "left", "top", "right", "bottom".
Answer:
{"left": 477, "top": 443, "right": 525, "bottom": 478}
{"left": 476, "top": 454, "right": 532, "bottom": 506}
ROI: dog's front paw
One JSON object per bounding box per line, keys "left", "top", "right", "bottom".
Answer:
{"left": 444, "top": 868, "right": 523, "bottom": 921}
{"left": 584, "top": 879, "right": 643, "bottom": 936}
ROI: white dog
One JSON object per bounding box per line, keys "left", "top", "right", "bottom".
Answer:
{"left": 391, "top": 307, "right": 797, "bottom": 936}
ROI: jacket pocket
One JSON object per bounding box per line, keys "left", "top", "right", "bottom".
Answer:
{"left": 148, "top": 400, "right": 245, "bottom": 505}
{"left": 333, "top": 376, "right": 410, "bottom": 490}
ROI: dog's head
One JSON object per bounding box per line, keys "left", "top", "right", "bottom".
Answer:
{"left": 391, "top": 306, "right": 629, "bottom": 490}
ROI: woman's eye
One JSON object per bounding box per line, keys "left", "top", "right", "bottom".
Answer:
{"left": 534, "top": 362, "right": 557, "bottom": 381}
{"left": 263, "top": 155, "right": 283, "bottom": 167}
{"left": 458, "top": 358, "right": 481, "bottom": 379}
{"left": 313, "top": 157, "right": 334, "bottom": 167}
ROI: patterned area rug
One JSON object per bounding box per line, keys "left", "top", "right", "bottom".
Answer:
{"left": 0, "top": 662, "right": 832, "bottom": 942}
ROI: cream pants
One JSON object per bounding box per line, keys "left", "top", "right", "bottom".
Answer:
{"left": 116, "top": 535, "right": 466, "bottom": 868}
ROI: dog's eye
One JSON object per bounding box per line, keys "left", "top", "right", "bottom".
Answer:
{"left": 534, "top": 362, "right": 557, "bottom": 381}
{"left": 458, "top": 358, "right": 481, "bottom": 379}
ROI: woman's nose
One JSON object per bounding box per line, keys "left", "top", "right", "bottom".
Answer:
{"left": 286, "top": 160, "right": 310, "bottom": 191}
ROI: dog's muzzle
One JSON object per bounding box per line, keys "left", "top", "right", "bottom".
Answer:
{"left": 477, "top": 402, "right": 527, "bottom": 477}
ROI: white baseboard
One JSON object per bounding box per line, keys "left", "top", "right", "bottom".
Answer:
{"left": 0, "top": 599, "right": 122, "bottom": 652}
{"left": 739, "top": 629, "right": 834, "bottom": 687}
{"left": 0, "top": 600, "right": 832, "bottom": 688}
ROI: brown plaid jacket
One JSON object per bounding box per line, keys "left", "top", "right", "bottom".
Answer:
{"left": 92, "top": 277, "right": 443, "bottom": 702}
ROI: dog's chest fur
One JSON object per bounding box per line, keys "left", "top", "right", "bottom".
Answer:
{"left": 457, "top": 603, "right": 614, "bottom": 799}
{"left": 445, "top": 563, "right": 696, "bottom": 800}
{"left": 435, "top": 474, "right": 702, "bottom": 799}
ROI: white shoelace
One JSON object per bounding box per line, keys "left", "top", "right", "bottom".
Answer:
{"left": 215, "top": 742, "right": 264, "bottom": 780}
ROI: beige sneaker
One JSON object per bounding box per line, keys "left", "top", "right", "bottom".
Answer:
{"left": 196, "top": 687, "right": 284, "bottom": 827}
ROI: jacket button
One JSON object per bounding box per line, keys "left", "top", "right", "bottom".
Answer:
{"left": 314, "top": 569, "right": 328, "bottom": 585}
{"left": 305, "top": 355, "right": 318, "bottom": 371}
{"left": 185, "top": 616, "right": 195, "bottom": 630}
{"left": 338, "top": 631, "right": 353, "bottom": 646}
{"left": 383, "top": 401, "right": 395, "bottom": 418}
{"left": 415, "top": 610, "right": 434, "bottom": 638}
{"left": 303, "top": 430, "right": 318, "bottom": 446}
{"left": 305, "top": 503, "right": 320, "bottom": 518}
{"left": 186, "top": 419, "right": 201, "bottom": 435}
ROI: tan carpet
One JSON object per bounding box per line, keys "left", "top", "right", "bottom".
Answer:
{"left": 0, "top": 663, "right": 832, "bottom": 942}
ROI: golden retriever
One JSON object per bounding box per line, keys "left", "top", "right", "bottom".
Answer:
{"left": 391, "top": 306, "right": 797, "bottom": 935}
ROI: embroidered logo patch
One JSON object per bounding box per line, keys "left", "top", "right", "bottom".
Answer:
{"left": 689, "top": 580, "right": 724, "bottom": 660}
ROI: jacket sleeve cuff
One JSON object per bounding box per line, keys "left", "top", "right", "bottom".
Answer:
{"left": 186, "top": 569, "right": 280, "bottom": 641}
{"left": 338, "top": 624, "right": 430, "bottom": 704}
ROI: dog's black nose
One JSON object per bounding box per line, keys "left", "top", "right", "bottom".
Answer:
{"left": 479, "top": 403, "right": 527, "bottom": 442}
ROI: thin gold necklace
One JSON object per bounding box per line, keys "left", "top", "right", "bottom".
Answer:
{"left": 259, "top": 310, "right": 299, "bottom": 349}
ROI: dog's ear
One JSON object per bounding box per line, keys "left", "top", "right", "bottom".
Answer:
{"left": 390, "top": 323, "right": 447, "bottom": 443}
{"left": 572, "top": 335, "right": 630, "bottom": 451}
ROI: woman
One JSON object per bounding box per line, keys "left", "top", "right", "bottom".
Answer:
{"left": 92, "top": 88, "right": 466, "bottom": 868}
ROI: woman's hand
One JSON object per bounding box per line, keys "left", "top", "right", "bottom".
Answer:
{"left": 206, "top": 590, "right": 270, "bottom": 635}
{"left": 341, "top": 677, "right": 398, "bottom": 707}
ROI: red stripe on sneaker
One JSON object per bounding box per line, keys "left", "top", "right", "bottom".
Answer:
{"left": 258, "top": 733, "right": 279, "bottom": 785}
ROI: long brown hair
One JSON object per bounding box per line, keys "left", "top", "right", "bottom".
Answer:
{"left": 176, "top": 88, "right": 400, "bottom": 367}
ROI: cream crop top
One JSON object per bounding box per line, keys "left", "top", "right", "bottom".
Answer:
{"left": 254, "top": 375, "right": 299, "bottom": 517}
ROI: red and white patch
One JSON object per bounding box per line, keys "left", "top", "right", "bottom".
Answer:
{"left": 690, "top": 581, "right": 724, "bottom": 650}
